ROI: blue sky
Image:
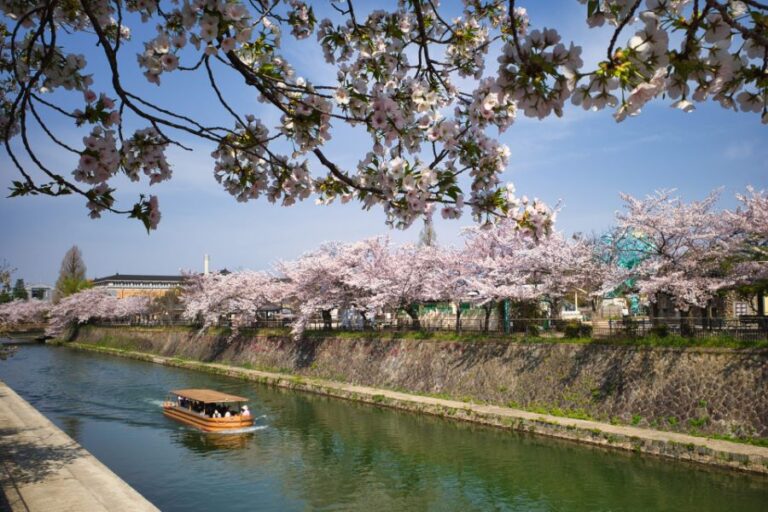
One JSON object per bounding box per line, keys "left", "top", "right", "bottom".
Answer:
{"left": 1, "top": 2, "right": 766, "bottom": 285}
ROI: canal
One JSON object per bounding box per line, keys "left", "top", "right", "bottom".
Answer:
{"left": 1, "top": 344, "right": 767, "bottom": 511}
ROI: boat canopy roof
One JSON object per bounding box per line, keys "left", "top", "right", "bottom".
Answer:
{"left": 171, "top": 389, "right": 249, "bottom": 404}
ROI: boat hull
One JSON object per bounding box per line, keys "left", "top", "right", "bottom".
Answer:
{"left": 163, "top": 405, "right": 254, "bottom": 432}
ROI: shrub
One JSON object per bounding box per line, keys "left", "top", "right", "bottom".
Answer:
{"left": 563, "top": 321, "right": 581, "bottom": 338}
{"left": 649, "top": 324, "right": 669, "bottom": 338}
{"left": 622, "top": 317, "right": 639, "bottom": 336}
{"left": 579, "top": 323, "right": 593, "bottom": 337}
{"left": 527, "top": 324, "right": 540, "bottom": 337}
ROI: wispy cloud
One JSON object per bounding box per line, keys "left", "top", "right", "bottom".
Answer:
{"left": 724, "top": 141, "right": 755, "bottom": 160}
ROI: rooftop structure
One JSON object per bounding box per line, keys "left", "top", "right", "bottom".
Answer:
{"left": 92, "top": 274, "right": 184, "bottom": 299}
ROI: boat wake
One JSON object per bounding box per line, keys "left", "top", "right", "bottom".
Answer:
{"left": 206, "top": 425, "right": 268, "bottom": 435}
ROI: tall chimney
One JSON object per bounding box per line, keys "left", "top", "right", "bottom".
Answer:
{"left": 204, "top": 254, "right": 210, "bottom": 275}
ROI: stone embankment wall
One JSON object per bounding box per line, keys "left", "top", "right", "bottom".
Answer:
{"left": 75, "top": 326, "right": 768, "bottom": 438}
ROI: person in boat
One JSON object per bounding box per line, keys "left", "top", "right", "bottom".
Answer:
{"left": 224, "top": 409, "right": 231, "bottom": 418}
{"left": 241, "top": 405, "right": 250, "bottom": 417}
{"left": 212, "top": 409, "right": 221, "bottom": 418}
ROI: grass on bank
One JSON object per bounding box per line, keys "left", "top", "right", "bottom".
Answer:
{"left": 306, "top": 329, "right": 768, "bottom": 349}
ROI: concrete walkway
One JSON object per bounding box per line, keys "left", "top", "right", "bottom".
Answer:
{"left": 0, "top": 379, "right": 158, "bottom": 512}
{"left": 71, "top": 343, "right": 768, "bottom": 475}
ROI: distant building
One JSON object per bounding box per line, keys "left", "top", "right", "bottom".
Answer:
{"left": 25, "top": 283, "right": 54, "bottom": 302}
{"left": 92, "top": 274, "right": 185, "bottom": 299}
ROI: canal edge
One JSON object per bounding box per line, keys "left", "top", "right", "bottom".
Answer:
{"left": 67, "top": 342, "right": 768, "bottom": 476}
{"left": 0, "top": 378, "right": 159, "bottom": 512}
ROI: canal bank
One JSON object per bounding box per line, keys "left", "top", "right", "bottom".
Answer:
{"left": 0, "top": 378, "right": 158, "bottom": 511}
{"left": 67, "top": 341, "right": 768, "bottom": 475}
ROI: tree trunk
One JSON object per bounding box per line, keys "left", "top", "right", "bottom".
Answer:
{"left": 551, "top": 297, "right": 562, "bottom": 320}
{"left": 321, "top": 309, "right": 332, "bottom": 330}
{"left": 455, "top": 304, "right": 462, "bottom": 333}
{"left": 405, "top": 303, "right": 421, "bottom": 330}
{"left": 360, "top": 311, "right": 374, "bottom": 330}
{"left": 651, "top": 297, "right": 660, "bottom": 326}
{"left": 679, "top": 308, "right": 693, "bottom": 337}
{"left": 483, "top": 303, "right": 493, "bottom": 333}
{"left": 758, "top": 293, "right": 766, "bottom": 317}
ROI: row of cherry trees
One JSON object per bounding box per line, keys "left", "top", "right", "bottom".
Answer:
{"left": 0, "top": 298, "right": 50, "bottom": 329}
{"left": 43, "top": 289, "right": 149, "bottom": 337}
{"left": 2, "top": 186, "right": 765, "bottom": 338}
{"left": 0, "top": 289, "right": 148, "bottom": 336}
{"left": 179, "top": 187, "right": 768, "bottom": 336}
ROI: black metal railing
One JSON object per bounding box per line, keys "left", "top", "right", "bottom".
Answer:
{"left": 94, "top": 315, "right": 768, "bottom": 342}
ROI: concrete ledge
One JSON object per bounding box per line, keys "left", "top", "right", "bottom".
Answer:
{"left": 70, "top": 343, "right": 768, "bottom": 476}
{"left": 0, "top": 379, "right": 158, "bottom": 511}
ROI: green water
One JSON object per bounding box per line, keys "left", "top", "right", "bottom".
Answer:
{"left": 1, "top": 344, "right": 766, "bottom": 511}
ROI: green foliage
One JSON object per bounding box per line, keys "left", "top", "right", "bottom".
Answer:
{"left": 56, "top": 276, "right": 92, "bottom": 298}
{"left": 12, "top": 278, "right": 28, "bottom": 300}
{"left": 688, "top": 417, "right": 709, "bottom": 429}
{"left": 708, "top": 434, "right": 768, "bottom": 448}
{"left": 563, "top": 322, "right": 592, "bottom": 338}
{"left": 649, "top": 324, "right": 669, "bottom": 338}
{"left": 55, "top": 245, "right": 88, "bottom": 301}
{"left": 563, "top": 322, "right": 581, "bottom": 338}
{"left": 680, "top": 322, "right": 695, "bottom": 338}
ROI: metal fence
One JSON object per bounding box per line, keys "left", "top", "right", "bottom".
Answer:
{"left": 95, "top": 315, "right": 768, "bottom": 342}
{"left": 592, "top": 317, "right": 768, "bottom": 341}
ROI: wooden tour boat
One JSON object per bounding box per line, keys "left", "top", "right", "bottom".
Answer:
{"left": 163, "top": 389, "right": 254, "bottom": 432}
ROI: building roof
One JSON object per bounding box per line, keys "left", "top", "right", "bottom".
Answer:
{"left": 171, "top": 389, "right": 249, "bottom": 403}
{"left": 92, "top": 274, "right": 185, "bottom": 285}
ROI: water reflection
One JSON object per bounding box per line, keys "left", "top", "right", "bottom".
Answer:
{"left": 175, "top": 431, "right": 255, "bottom": 453}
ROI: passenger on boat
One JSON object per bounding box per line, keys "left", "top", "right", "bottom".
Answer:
{"left": 212, "top": 409, "right": 221, "bottom": 418}
{"left": 224, "top": 410, "right": 231, "bottom": 418}
{"left": 241, "top": 405, "right": 250, "bottom": 417}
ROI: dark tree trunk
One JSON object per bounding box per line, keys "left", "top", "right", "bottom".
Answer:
{"left": 321, "top": 309, "right": 332, "bottom": 330}
{"left": 359, "top": 311, "right": 371, "bottom": 330}
{"left": 679, "top": 308, "right": 693, "bottom": 337}
{"left": 405, "top": 303, "right": 421, "bottom": 330}
{"left": 455, "top": 304, "right": 462, "bottom": 333}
